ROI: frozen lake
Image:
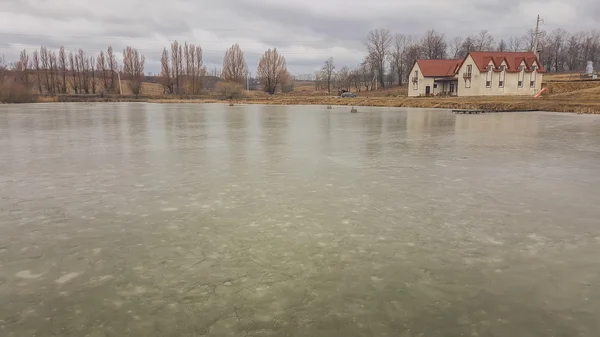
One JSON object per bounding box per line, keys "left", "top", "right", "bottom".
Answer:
{"left": 1, "top": 103, "right": 600, "bottom": 336}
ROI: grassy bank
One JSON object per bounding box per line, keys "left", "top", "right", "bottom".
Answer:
{"left": 5, "top": 82, "right": 599, "bottom": 114}
{"left": 148, "top": 95, "right": 600, "bottom": 114}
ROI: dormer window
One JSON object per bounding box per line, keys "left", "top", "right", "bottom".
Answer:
{"left": 500, "top": 65, "right": 506, "bottom": 72}
{"left": 532, "top": 65, "right": 538, "bottom": 72}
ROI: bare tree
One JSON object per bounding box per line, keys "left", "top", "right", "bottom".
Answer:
{"left": 18, "top": 49, "right": 30, "bottom": 88}
{"left": 193, "top": 45, "right": 205, "bottom": 94}
{"left": 58, "top": 47, "right": 67, "bottom": 93}
{"left": 122, "top": 46, "right": 145, "bottom": 96}
{"left": 335, "top": 66, "right": 351, "bottom": 91}
{"left": 508, "top": 36, "right": 523, "bottom": 52}
{"left": 159, "top": 47, "right": 173, "bottom": 94}
{"left": 403, "top": 42, "right": 422, "bottom": 80}
{"left": 458, "top": 36, "right": 476, "bottom": 57}
{"left": 321, "top": 57, "right": 335, "bottom": 93}
{"left": 32, "top": 50, "right": 42, "bottom": 94}
{"left": 257, "top": 48, "right": 287, "bottom": 94}
{"left": 40, "top": 46, "right": 51, "bottom": 94}
{"left": 421, "top": 29, "right": 447, "bottom": 59}
{"left": 222, "top": 44, "right": 248, "bottom": 84}
{"left": 0, "top": 55, "right": 7, "bottom": 85}
{"left": 78, "top": 49, "right": 90, "bottom": 94}
{"left": 106, "top": 46, "right": 118, "bottom": 93}
{"left": 89, "top": 56, "right": 96, "bottom": 94}
{"left": 497, "top": 39, "right": 508, "bottom": 52}
{"left": 48, "top": 50, "right": 58, "bottom": 94}
{"left": 475, "top": 30, "right": 495, "bottom": 51}
{"left": 170, "top": 41, "right": 182, "bottom": 94}
{"left": 68, "top": 51, "right": 79, "bottom": 94}
{"left": 391, "top": 34, "right": 408, "bottom": 85}
{"left": 449, "top": 37, "right": 464, "bottom": 58}
{"left": 96, "top": 51, "right": 108, "bottom": 93}
{"left": 365, "top": 28, "right": 392, "bottom": 88}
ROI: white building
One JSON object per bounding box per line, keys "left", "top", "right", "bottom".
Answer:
{"left": 408, "top": 51, "right": 545, "bottom": 97}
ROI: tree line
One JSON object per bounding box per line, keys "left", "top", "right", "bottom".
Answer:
{"left": 1, "top": 46, "right": 143, "bottom": 96}
{"left": 315, "top": 27, "right": 600, "bottom": 92}
{"left": 0, "top": 41, "right": 293, "bottom": 97}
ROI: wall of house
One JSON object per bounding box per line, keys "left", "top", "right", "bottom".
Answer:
{"left": 408, "top": 63, "right": 435, "bottom": 97}
{"left": 456, "top": 56, "right": 543, "bottom": 96}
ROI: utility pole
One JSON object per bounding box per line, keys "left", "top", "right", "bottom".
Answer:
{"left": 532, "top": 14, "right": 543, "bottom": 58}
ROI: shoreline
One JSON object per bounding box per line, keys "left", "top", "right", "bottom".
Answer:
{"left": 6, "top": 95, "right": 600, "bottom": 114}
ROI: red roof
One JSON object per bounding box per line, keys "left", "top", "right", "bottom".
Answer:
{"left": 416, "top": 59, "right": 462, "bottom": 77}
{"left": 464, "top": 51, "right": 545, "bottom": 73}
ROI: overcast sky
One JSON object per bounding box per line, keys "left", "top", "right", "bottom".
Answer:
{"left": 0, "top": 0, "right": 598, "bottom": 75}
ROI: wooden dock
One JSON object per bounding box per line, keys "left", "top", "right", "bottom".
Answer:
{"left": 452, "top": 109, "right": 539, "bottom": 114}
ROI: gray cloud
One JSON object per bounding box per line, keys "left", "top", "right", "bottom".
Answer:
{"left": 0, "top": 0, "right": 598, "bottom": 74}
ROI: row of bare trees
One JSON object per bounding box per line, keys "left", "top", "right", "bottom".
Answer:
{"left": 159, "top": 41, "right": 205, "bottom": 95}
{"left": 3, "top": 45, "right": 145, "bottom": 95}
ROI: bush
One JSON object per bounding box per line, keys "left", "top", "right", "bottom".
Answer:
{"left": 0, "top": 83, "right": 37, "bottom": 103}
{"left": 216, "top": 81, "right": 244, "bottom": 100}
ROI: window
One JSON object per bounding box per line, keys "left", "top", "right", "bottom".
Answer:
{"left": 499, "top": 65, "right": 506, "bottom": 88}
{"left": 486, "top": 81, "right": 492, "bottom": 88}
{"left": 486, "top": 65, "right": 493, "bottom": 88}
{"left": 467, "top": 65, "right": 472, "bottom": 75}
{"left": 412, "top": 70, "right": 419, "bottom": 90}
{"left": 518, "top": 80, "right": 523, "bottom": 88}
{"left": 499, "top": 80, "right": 504, "bottom": 88}
{"left": 530, "top": 81, "right": 535, "bottom": 88}
{"left": 433, "top": 83, "right": 438, "bottom": 89}
{"left": 500, "top": 65, "right": 506, "bottom": 71}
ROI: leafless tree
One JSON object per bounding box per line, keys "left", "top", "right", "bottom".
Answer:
{"left": 96, "top": 51, "right": 108, "bottom": 92}
{"left": 106, "top": 46, "right": 118, "bottom": 93}
{"left": 335, "top": 66, "right": 351, "bottom": 91}
{"left": 458, "top": 36, "right": 476, "bottom": 57}
{"left": 68, "top": 51, "right": 79, "bottom": 94}
{"left": 508, "top": 36, "right": 523, "bottom": 52}
{"left": 0, "top": 55, "right": 7, "bottom": 85}
{"left": 170, "top": 41, "right": 183, "bottom": 94}
{"left": 421, "top": 29, "right": 447, "bottom": 59}
{"left": 122, "top": 46, "right": 145, "bottom": 96}
{"left": 523, "top": 28, "right": 537, "bottom": 52}
{"left": 390, "top": 34, "right": 409, "bottom": 85}
{"left": 365, "top": 28, "right": 392, "bottom": 88}
{"left": 89, "top": 56, "right": 96, "bottom": 94}
{"left": 32, "top": 50, "right": 42, "bottom": 94}
{"left": 17, "top": 49, "right": 30, "bottom": 88}
{"left": 403, "top": 42, "right": 422, "bottom": 80}
{"left": 257, "top": 48, "right": 287, "bottom": 94}
{"left": 48, "top": 50, "right": 58, "bottom": 94}
{"left": 78, "top": 49, "right": 90, "bottom": 94}
{"left": 497, "top": 39, "right": 508, "bottom": 52}
{"left": 449, "top": 37, "right": 463, "bottom": 58}
{"left": 475, "top": 30, "right": 495, "bottom": 51}
{"left": 58, "top": 47, "right": 67, "bottom": 93}
{"left": 193, "top": 44, "right": 205, "bottom": 94}
{"left": 159, "top": 47, "right": 173, "bottom": 93}
{"left": 222, "top": 44, "right": 248, "bottom": 85}
{"left": 321, "top": 57, "right": 335, "bottom": 93}
{"left": 40, "top": 46, "right": 51, "bottom": 94}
